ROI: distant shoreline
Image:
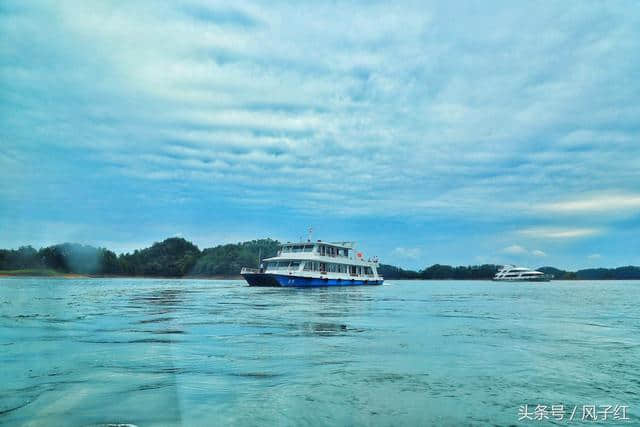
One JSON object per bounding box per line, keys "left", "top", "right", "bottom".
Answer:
{"left": 3, "top": 237, "right": 640, "bottom": 280}
{"left": 0, "top": 270, "right": 243, "bottom": 280}
{"left": 2, "top": 270, "right": 639, "bottom": 281}
{"left": 0, "top": 269, "right": 89, "bottom": 278}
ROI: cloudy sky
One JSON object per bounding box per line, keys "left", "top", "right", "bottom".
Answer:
{"left": 1, "top": 1, "right": 639, "bottom": 269}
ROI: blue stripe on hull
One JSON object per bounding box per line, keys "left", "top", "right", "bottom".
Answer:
{"left": 243, "top": 273, "right": 383, "bottom": 287}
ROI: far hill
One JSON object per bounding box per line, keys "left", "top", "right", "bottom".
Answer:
{"left": 2, "top": 237, "right": 640, "bottom": 280}
{"left": 191, "top": 239, "right": 280, "bottom": 276}
{"left": 119, "top": 237, "right": 200, "bottom": 277}
{"left": 537, "top": 266, "right": 576, "bottom": 280}
{"left": 0, "top": 243, "right": 119, "bottom": 275}
{"left": 575, "top": 266, "right": 640, "bottom": 280}
{"left": 378, "top": 264, "right": 421, "bottom": 279}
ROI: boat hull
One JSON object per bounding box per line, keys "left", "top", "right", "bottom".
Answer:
{"left": 242, "top": 273, "right": 383, "bottom": 287}
{"left": 492, "top": 277, "right": 551, "bottom": 282}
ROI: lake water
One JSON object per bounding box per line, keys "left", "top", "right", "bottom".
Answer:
{"left": 1, "top": 278, "right": 638, "bottom": 426}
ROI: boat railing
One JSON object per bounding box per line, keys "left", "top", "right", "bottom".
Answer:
{"left": 241, "top": 267, "right": 260, "bottom": 274}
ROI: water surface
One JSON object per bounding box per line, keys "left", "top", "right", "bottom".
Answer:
{"left": 1, "top": 278, "right": 638, "bottom": 426}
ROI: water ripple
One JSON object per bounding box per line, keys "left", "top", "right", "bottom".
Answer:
{"left": 1, "top": 278, "right": 639, "bottom": 426}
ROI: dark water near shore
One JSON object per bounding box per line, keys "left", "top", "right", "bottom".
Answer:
{"left": 1, "top": 278, "right": 639, "bottom": 426}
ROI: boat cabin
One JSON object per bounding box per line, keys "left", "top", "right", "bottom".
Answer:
{"left": 263, "top": 240, "right": 378, "bottom": 278}
{"left": 278, "top": 241, "right": 353, "bottom": 258}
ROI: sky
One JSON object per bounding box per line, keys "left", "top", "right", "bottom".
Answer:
{"left": 1, "top": 1, "right": 639, "bottom": 270}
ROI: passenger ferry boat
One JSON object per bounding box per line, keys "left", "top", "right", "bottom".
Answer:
{"left": 493, "top": 265, "right": 552, "bottom": 282}
{"left": 240, "top": 240, "right": 383, "bottom": 287}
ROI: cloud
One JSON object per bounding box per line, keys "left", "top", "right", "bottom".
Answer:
{"left": 588, "top": 253, "right": 602, "bottom": 259}
{"left": 502, "top": 245, "right": 528, "bottom": 255}
{"left": 392, "top": 247, "right": 422, "bottom": 259}
{"left": 539, "top": 193, "right": 640, "bottom": 214}
{"left": 1, "top": 1, "right": 639, "bottom": 268}
{"left": 517, "top": 227, "right": 602, "bottom": 239}
{"left": 4, "top": 0, "right": 639, "bottom": 220}
{"left": 501, "top": 245, "right": 546, "bottom": 257}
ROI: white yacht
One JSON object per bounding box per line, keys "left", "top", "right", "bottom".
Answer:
{"left": 240, "top": 240, "right": 383, "bottom": 287}
{"left": 493, "top": 265, "right": 552, "bottom": 282}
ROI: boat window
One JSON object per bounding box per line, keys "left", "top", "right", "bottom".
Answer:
{"left": 281, "top": 244, "right": 315, "bottom": 253}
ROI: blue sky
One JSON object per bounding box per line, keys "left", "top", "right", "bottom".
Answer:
{"left": 1, "top": 1, "right": 639, "bottom": 270}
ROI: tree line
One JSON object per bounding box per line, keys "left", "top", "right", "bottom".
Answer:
{"left": 0, "top": 237, "right": 279, "bottom": 277}
{"left": 378, "top": 263, "right": 640, "bottom": 280}
{"left": 1, "top": 237, "right": 639, "bottom": 279}
{"left": 379, "top": 263, "right": 501, "bottom": 280}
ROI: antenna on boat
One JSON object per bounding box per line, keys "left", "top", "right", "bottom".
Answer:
{"left": 308, "top": 226, "right": 313, "bottom": 242}
{"left": 258, "top": 248, "right": 262, "bottom": 267}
